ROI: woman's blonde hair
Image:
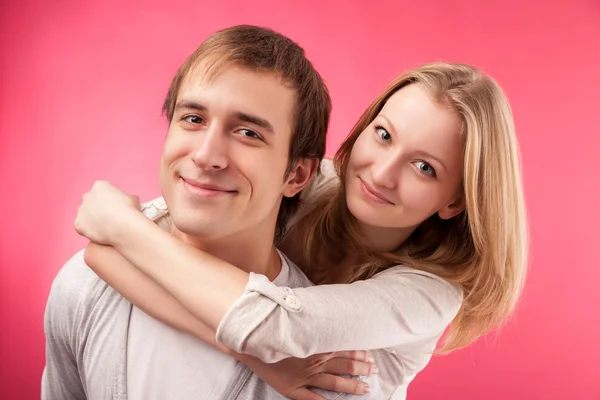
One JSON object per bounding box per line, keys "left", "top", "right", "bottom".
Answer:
{"left": 300, "top": 62, "right": 528, "bottom": 352}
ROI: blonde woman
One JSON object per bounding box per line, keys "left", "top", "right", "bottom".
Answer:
{"left": 75, "top": 62, "right": 528, "bottom": 399}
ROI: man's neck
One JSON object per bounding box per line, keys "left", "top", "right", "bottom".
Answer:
{"left": 169, "top": 225, "right": 282, "bottom": 281}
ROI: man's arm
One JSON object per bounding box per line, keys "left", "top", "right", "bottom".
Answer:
{"left": 41, "top": 252, "right": 87, "bottom": 400}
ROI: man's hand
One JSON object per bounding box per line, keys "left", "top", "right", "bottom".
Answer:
{"left": 74, "top": 181, "right": 141, "bottom": 245}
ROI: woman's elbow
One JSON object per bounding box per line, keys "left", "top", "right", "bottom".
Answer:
{"left": 83, "top": 242, "right": 105, "bottom": 268}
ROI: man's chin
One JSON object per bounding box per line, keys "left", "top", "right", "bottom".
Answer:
{"left": 170, "top": 222, "right": 220, "bottom": 243}
{"left": 170, "top": 209, "right": 218, "bottom": 231}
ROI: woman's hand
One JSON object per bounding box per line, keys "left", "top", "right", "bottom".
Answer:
{"left": 237, "top": 350, "right": 377, "bottom": 399}
{"left": 74, "top": 180, "right": 142, "bottom": 245}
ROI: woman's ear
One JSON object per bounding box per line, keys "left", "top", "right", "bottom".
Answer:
{"left": 438, "top": 194, "right": 465, "bottom": 220}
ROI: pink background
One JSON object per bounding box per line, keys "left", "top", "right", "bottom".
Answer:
{"left": 1, "top": 0, "right": 599, "bottom": 398}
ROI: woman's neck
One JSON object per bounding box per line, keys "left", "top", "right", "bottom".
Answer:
{"left": 357, "top": 220, "right": 417, "bottom": 253}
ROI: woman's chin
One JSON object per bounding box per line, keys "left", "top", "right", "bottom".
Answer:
{"left": 347, "top": 197, "right": 386, "bottom": 228}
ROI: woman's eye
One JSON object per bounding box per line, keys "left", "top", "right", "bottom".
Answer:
{"left": 415, "top": 160, "right": 436, "bottom": 177}
{"left": 375, "top": 126, "right": 391, "bottom": 142}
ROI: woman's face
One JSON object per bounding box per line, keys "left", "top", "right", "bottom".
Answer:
{"left": 345, "top": 84, "right": 466, "bottom": 237}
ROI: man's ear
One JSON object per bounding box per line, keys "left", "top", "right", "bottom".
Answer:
{"left": 438, "top": 194, "right": 466, "bottom": 220}
{"left": 282, "top": 158, "right": 319, "bottom": 198}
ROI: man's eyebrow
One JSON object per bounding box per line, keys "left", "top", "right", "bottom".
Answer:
{"left": 174, "top": 100, "right": 206, "bottom": 112}
{"left": 173, "top": 101, "right": 274, "bottom": 134}
{"left": 233, "top": 111, "right": 275, "bottom": 134}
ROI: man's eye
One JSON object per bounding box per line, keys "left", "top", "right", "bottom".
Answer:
{"left": 183, "top": 115, "right": 203, "bottom": 124}
{"left": 238, "top": 129, "right": 261, "bottom": 140}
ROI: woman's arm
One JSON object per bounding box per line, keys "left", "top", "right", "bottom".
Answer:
{"left": 83, "top": 243, "right": 377, "bottom": 398}
{"left": 217, "top": 267, "right": 463, "bottom": 362}
{"left": 75, "top": 174, "right": 461, "bottom": 364}
{"left": 87, "top": 211, "right": 462, "bottom": 362}
{"left": 73, "top": 181, "right": 250, "bottom": 332}
{"left": 106, "top": 212, "right": 249, "bottom": 331}
{"left": 83, "top": 242, "right": 227, "bottom": 351}
{"left": 73, "top": 162, "right": 340, "bottom": 338}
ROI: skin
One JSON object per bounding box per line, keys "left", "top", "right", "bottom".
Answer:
{"left": 160, "top": 64, "right": 314, "bottom": 277}
{"left": 344, "top": 84, "right": 465, "bottom": 254}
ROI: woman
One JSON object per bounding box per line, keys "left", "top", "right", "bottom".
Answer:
{"left": 75, "top": 62, "right": 528, "bottom": 399}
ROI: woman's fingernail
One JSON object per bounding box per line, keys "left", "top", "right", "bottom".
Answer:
{"left": 367, "top": 353, "right": 374, "bottom": 363}
{"left": 361, "top": 384, "right": 370, "bottom": 395}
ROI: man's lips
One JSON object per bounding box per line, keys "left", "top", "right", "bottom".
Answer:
{"left": 181, "top": 177, "right": 237, "bottom": 197}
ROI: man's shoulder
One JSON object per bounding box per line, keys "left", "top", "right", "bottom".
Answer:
{"left": 50, "top": 250, "right": 105, "bottom": 303}
{"left": 46, "top": 250, "right": 129, "bottom": 330}
{"left": 44, "top": 251, "right": 132, "bottom": 396}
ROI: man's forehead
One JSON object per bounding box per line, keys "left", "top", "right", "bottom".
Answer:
{"left": 182, "top": 61, "right": 221, "bottom": 88}
{"left": 175, "top": 65, "right": 294, "bottom": 135}
{"left": 183, "top": 60, "right": 281, "bottom": 88}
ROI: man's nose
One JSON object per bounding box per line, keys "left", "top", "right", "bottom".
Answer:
{"left": 190, "top": 126, "right": 228, "bottom": 171}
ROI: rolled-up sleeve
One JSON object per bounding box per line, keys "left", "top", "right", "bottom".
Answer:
{"left": 215, "top": 266, "right": 463, "bottom": 363}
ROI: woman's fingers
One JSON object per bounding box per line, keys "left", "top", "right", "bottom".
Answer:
{"left": 332, "top": 350, "right": 374, "bottom": 363}
{"left": 289, "top": 387, "right": 327, "bottom": 400}
{"left": 307, "top": 373, "right": 370, "bottom": 395}
{"left": 322, "top": 357, "right": 378, "bottom": 376}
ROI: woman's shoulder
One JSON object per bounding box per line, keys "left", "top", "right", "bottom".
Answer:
{"left": 301, "top": 158, "right": 338, "bottom": 202}
{"left": 373, "top": 265, "right": 463, "bottom": 306}
{"left": 362, "top": 266, "right": 464, "bottom": 340}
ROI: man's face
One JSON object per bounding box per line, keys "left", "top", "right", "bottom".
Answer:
{"left": 159, "top": 65, "right": 298, "bottom": 241}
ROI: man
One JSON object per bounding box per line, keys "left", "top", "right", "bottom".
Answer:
{"left": 42, "top": 25, "right": 378, "bottom": 399}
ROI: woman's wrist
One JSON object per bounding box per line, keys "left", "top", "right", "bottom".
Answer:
{"left": 110, "top": 208, "right": 154, "bottom": 250}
